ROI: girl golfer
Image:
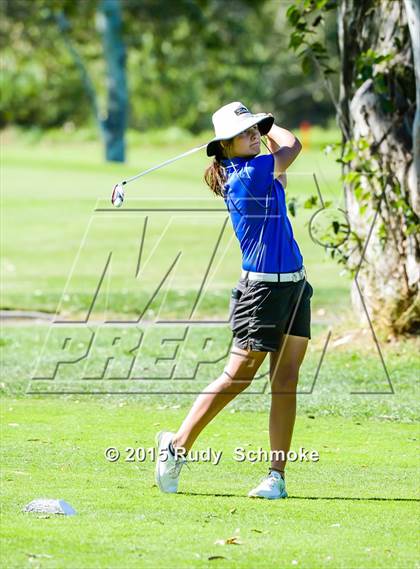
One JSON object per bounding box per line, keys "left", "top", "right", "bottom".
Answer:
{"left": 155, "top": 101, "right": 313, "bottom": 499}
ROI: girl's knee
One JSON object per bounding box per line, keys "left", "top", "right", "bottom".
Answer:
{"left": 222, "top": 369, "right": 255, "bottom": 392}
{"left": 270, "top": 371, "right": 299, "bottom": 393}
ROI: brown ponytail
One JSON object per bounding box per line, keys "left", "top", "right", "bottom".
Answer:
{"left": 204, "top": 140, "right": 233, "bottom": 197}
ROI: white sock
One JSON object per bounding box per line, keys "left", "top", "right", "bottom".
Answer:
{"left": 269, "top": 469, "right": 284, "bottom": 480}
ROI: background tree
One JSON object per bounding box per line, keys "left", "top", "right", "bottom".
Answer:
{"left": 288, "top": 0, "right": 419, "bottom": 336}
{"left": 97, "top": 0, "right": 127, "bottom": 161}
{"left": 1, "top": 0, "right": 127, "bottom": 161}
{"left": 0, "top": 0, "right": 338, "bottom": 134}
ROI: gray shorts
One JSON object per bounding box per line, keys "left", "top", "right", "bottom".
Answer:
{"left": 229, "top": 277, "right": 313, "bottom": 352}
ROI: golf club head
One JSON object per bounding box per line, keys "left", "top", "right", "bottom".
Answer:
{"left": 111, "top": 183, "right": 125, "bottom": 208}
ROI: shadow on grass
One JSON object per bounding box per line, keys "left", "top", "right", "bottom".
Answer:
{"left": 178, "top": 492, "right": 419, "bottom": 502}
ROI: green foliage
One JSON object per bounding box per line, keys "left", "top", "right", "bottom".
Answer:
{"left": 1, "top": 0, "right": 337, "bottom": 131}
{"left": 0, "top": 0, "right": 98, "bottom": 128}
{"left": 287, "top": 196, "right": 298, "bottom": 217}
{"left": 355, "top": 49, "right": 395, "bottom": 85}
{"left": 355, "top": 49, "right": 396, "bottom": 113}
{"left": 304, "top": 195, "right": 318, "bottom": 208}
{"left": 286, "top": 1, "right": 338, "bottom": 77}
{"left": 286, "top": 1, "right": 419, "bottom": 288}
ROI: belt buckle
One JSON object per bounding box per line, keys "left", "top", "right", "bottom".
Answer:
{"left": 292, "top": 272, "right": 299, "bottom": 282}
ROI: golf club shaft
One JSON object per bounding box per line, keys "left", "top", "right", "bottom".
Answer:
{"left": 121, "top": 143, "right": 208, "bottom": 186}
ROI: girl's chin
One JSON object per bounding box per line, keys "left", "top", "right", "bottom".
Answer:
{"left": 234, "top": 151, "right": 260, "bottom": 158}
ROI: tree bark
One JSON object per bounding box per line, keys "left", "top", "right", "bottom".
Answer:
{"left": 403, "top": 0, "right": 420, "bottom": 217}
{"left": 337, "top": 0, "right": 419, "bottom": 335}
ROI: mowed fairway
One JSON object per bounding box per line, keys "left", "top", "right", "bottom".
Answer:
{"left": 2, "top": 129, "right": 349, "bottom": 319}
{"left": 1, "top": 131, "right": 419, "bottom": 568}
{"left": 1, "top": 398, "right": 419, "bottom": 569}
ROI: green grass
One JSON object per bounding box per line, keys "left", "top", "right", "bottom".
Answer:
{"left": 1, "top": 128, "right": 348, "bottom": 319}
{"left": 1, "top": 325, "right": 418, "bottom": 422}
{"left": 1, "top": 398, "right": 419, "bottom": 569}
{"left": 1, "top": 130, "right": 419, "bottom": 568}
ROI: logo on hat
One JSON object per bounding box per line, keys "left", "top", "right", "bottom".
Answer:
{"left": 234, "top": 105, "right": 250, "bottom": 116}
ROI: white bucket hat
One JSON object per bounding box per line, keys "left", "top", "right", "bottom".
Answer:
{"left": 206, "top": 101, "right": 274, "bottom": 157}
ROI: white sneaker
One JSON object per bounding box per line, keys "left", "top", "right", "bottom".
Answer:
{"left": 155, "top": 431, "right": 188, "bottom": 493}
{"left": 248, "top": 470, "right": 288, "bottom": 499}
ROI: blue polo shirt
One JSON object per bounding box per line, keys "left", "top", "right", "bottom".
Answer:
{"left": 222, "top": 154, "right": 303, "bottom": 273}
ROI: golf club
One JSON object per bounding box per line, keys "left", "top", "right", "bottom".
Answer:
{"left": 111, "top": 142, "right": 208, "bottom": 207}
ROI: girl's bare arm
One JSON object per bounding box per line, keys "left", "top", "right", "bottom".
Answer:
{"left": 265, "top": 120, "right": 302, "bottom": 176}
{"left": 278, "top": 172, "right": 287, "bottom": 188}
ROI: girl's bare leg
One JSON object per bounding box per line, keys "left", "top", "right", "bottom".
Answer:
{"left": 171, "top": 347, "right": 267, "bottom": 452}
{"left": 268, "top": 334, "right": 309, "bottom": 475}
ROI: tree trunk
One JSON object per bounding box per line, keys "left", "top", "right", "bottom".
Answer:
{"left": 99, "top": 0, "right": 127, "bottom": 162}
{"left": 337, "top": 0, "right": 419, "bottom": 335}
{"left": 404, "top": 0, "right": 420, "bottom": 217}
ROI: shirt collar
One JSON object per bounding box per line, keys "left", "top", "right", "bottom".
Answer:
{"left": 221, "top": 156, "right": 248, "bottom": 170}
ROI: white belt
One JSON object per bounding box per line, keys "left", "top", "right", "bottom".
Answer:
{"left": 241, "top": 267, "right": 306, "bottom": 283}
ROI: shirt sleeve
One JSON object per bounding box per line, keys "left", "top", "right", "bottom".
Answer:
{"left": 241, "top": 154, "right": 275, "bottom": 197}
